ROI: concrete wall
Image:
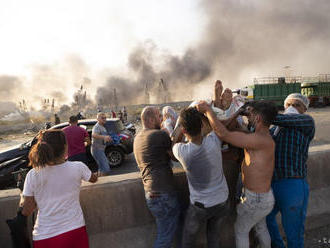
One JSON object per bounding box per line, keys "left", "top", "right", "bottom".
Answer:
{"left": 1, "top": 146, "right": 330, "bottom": 248}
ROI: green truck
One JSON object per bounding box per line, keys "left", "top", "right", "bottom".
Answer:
{"left": 240, "top": 75, "right": 330, "bottom": 108}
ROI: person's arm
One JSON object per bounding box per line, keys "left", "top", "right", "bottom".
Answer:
{"left": 20, "top": 196, "right": 37, "bottom": 216}
{"left": 89, "top": 173, "right": 98, "bottom": 183}
{"left": 84, "top": 136, "right": 91, "bottom": 146}
{"left": 92, "top": 126, "right": 111, "bottom": 142}
{"left": 197, "top": 101, "right": 266, "bottom": 150}
{"left": 80, "top": 163, "right": 98, "bottom": 183}
{"left": 273, "top": 114, "right": 314, "bottom": 129}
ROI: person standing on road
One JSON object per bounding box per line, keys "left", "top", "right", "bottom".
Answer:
{"left": 134, "top": 106, "right": 180, "bottom": 248}
{"left": 63, "top": 115, "right": 90, "bottom": 164}
{"left": 197, "top": 100, "right": 278, "bottom": 248}
{"left": 91, "top": 112, "right": 112, "bottom": 176}
{"left": 172, "top": 107, "right": 229, "bottom": 248}
{"left": 19, "top": 129, "right": 97, "bottom": 248}
{"left": 266, "top": 93, "right": 315, "bottom": 248}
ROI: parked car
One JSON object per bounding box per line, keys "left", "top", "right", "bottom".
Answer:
{"left": 0, "top": 118, "right": 134, "bottom": 189}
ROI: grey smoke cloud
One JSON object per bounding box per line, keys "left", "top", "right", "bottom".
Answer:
{"left": 0, "top": 76, "right": 22, "bottom": 101}
{"left": 0, "top": 54, "right": 91, "bottom": 109}
{"left": 50, "top": 91, "right": 68, "bottom": 102}
{"left": 96, "top": 0, "right": 330, "bottom": 105}
{"left": 198, "top": 0, "right": 330, "bottom": 83}
{"left": 0, "top": 101, "right": 17, "bottom": 116}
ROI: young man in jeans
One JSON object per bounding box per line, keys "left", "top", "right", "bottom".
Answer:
{"left": 172, "top": 107, "right": 229, "bottom": 248}
{"left": 134, "top": 106, "right": 180, "bottom": 248}
{"left": 197, "top": 100, "right": 278, "bottom": 248}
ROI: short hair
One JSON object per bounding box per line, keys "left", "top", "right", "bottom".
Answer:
{"left": 179, "top": 107, "right": 202, "bottom": 136}
{"left": 97, "top": 112, "right": 106, "bottom": 119}
{"left": 69, "top": 115, "right": 78, "bottom": 123}
{"left": 141, "top": 106, "right": 157, "bottom": 127}
{"left": 249, "top": 101, "right": 278, "bottom": 126}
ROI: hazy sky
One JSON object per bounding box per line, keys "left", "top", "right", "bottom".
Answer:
{"left": 0, "top": 0, "right": 205, "bottom": 75}
{"left": 1, "top": 0, "right": 330, "bottom": 107}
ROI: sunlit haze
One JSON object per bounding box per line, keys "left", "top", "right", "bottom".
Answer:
{"left": 0, "top": 0, "right": 330, "bottom": 108}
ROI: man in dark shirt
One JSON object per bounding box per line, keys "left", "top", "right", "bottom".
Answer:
{"left": 266, "top": 93, "right": 315, "bottom": 248}
{"left": 134, "top": 106, "right": 180, "bottom": 248}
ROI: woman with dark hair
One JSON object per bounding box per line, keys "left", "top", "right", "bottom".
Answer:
{"left": 20, "top": 129, "right": 97, "bottom": 248}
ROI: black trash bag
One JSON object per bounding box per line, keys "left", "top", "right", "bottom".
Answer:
{"left": 6, "top": 208, "right": 31, "bottom": 248}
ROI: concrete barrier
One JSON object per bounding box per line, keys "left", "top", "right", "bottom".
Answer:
{"left": 1, "top": 146, "right": 330, "bottom": 248}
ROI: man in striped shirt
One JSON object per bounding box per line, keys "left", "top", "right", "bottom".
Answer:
{"left": 266, "top": 93, "right": 315, "bottom": 248}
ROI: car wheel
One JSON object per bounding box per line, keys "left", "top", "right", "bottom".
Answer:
{"left": 105, "top": 147, "right": 124, "bottom": 167}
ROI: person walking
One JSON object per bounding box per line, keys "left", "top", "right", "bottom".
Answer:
{"left": 134, "top": 106, "right": 180, "bottom": 248}
{"left": 19, "top": 129, "right": 97, "bottom": 248}
{"left": 63, "top": 115, "right": 90, "bottom": 164}
{"left": 91, "top": 112, "right": 112, "bottom": 176}
{"left": 266, "top": 93, "right": 315, "bottom": 248}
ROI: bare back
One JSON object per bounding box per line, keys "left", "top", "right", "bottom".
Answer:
{"left": 241, "top": 132, "right": 275, "bottom": 193}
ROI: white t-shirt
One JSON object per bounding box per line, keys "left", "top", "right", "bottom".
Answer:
{"left": 173, "top": 131, "right": 228, "bottom": 208}
{"left": 23, "top": 161, "right": 92, "bottom": 240}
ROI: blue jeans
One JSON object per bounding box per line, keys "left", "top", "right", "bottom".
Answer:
{"left": 145, "top": 192, "right": 180, "bottom": 248}
{"left": 91, "top": 147, "right": 110, "bottom": 174}
{"left": 266, "top": 179, "right": 309, "bottom": 248}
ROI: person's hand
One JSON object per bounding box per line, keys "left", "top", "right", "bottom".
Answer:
{"left": 221, "top": 88, "right": 233, "bottom": 110}
{"left": 215, "top": 80, "right": 223, "bottom": 101}
{"left": 104, "top": 135, "right": 111, "bottom": 142}
{"left": 196, "top": 101, "right": 211, "bottom": 113}
{"left": 237, "top": 103, "right": 251, "bottom": 116}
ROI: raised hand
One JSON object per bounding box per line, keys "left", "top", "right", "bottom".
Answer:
{"left": 196, "top": 101, "right": 211, "bottom": 114}
{"left": 221, "top": 88, "right": 233, "bottom": 110}
{"left": 214, "top": 80, "right": 223, "bottom": 107}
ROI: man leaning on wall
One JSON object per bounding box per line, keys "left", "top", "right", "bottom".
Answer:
{"left": 134, "top": 106, "right": 180, "bottom": 248}
{"left": 266, "top": 93, "right": 315, "bottom": 248}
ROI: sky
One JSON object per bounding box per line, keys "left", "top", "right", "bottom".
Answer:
{"left": 1, "top": 0, "right": 330, "bottom": 108}
{"left": 0, "top": 0, "right": 204, "bottom": 75}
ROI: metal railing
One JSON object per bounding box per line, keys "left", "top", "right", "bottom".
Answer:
{"left": 253, "top": 74, "right": 330, "bottom": 85}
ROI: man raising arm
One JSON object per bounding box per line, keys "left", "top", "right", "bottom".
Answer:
{"left": 197, "top": 100, "right": 278, "bottom": 248}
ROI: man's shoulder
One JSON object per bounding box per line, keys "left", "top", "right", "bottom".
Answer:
{"left": 138, "top": 129, "right": 168, "bottom": 138}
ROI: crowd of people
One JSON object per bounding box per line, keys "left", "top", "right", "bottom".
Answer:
{"left": 134, "top": 80, "right": 315, "bottom": 248}
{"left": 15, "top": 80, "right": 314, "bottom": 248}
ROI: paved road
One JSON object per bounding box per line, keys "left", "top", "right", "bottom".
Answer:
{"left": 110, "top": 153, "right": 139, "bottom": 175}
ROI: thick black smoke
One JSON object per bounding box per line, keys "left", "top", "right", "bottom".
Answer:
{"left": 96, "top": 0, "right": 330, "bottom": 105}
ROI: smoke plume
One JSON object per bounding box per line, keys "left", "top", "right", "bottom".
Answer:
{"left": 96, "top": 0, "right": 330, "bottom": 105}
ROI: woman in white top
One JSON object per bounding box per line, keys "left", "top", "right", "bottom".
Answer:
{"left": 20, "top": 129, "right": 97, "bottom": 248}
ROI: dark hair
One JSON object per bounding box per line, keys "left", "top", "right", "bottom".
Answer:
{"left": 28, "top": 130, "right": 67, "bottom": 168}
{"left": 179, "top": 107, "right": 202, "bottom": 136}
{"left": 249, "top": 101, "right": 278, "bottom": 126}
{"left": 69, "top": 115, "right": 78, "bottom": 123}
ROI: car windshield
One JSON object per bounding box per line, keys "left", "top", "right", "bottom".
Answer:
{"left": 105, "top": 120, "right": 125, "bottom": 133}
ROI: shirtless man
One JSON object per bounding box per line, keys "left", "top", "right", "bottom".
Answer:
{"left": 196, "top": 100, "right": 278, "bottom": 248}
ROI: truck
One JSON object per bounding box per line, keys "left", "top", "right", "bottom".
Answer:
{"left": 238, "top": 74, "right": 330, "bottom": 108}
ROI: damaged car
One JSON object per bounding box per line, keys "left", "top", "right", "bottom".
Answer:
{"left": 0, "top": 118, "right": 134, "bottom": 189}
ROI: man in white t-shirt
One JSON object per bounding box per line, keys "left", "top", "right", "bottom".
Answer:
{"left": 172, "top": 107, "right": 229, "bottom": 248}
